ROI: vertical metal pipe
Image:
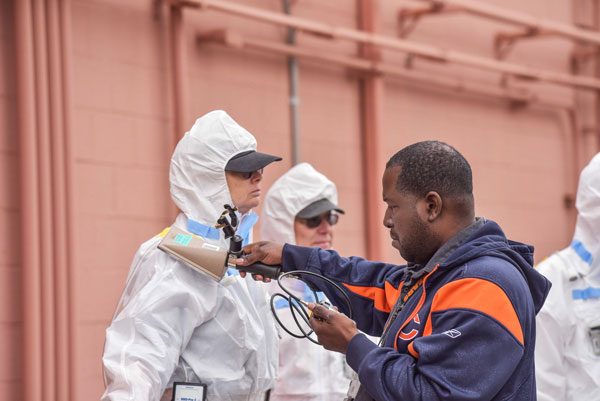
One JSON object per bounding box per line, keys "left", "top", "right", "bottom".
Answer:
{"left": 58, "top": 1, "right": 76, "bottom": 398}
{"left": 48, "top": 0, "right": 72, "bottom": 398}
{"left": 554, "top": 107, "right": 579, "bottom": 246}
{"left": 32, "top": 1, "right": 57, "bottom": 399}
{"left": 358, "top": 0, "right": 385, "bottom": 260}
{"left": 561, "top": 108, "right": 583, "bottom": 242}
{"left": 283, "top": 0, "right": 300, "bottom": 165}
{"left": 170, "top": 5, "right": 186, "bottom": 145}
{"left": 169, "top": 4, "right": 186, "bottom": 218}
{"left": 15, "top": 0, "right": 44, "bottom": 400}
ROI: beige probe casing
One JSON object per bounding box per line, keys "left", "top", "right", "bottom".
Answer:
{"left": 158, "top": 226, "right": 231, "bottom": 281}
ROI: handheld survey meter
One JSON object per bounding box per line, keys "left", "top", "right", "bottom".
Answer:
{"left": 157, "top": 205, "right": 281, "bottom": 281}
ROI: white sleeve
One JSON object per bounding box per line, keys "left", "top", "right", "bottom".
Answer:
{"left": 101, "top": 262, "right": 219, "bottom": 401}
{"left": 535, "top": 258, "right": 570, "bottom": 401}
{"left": 535, "top": 303, "right": 568, "bottom": 401}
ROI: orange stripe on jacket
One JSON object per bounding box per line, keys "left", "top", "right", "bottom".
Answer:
{"left": 407, "top": 341, "right": 418, "bottom": 358}
{"left": 422, "top": 278, "right": 524, "bottom": 345}
{"left": 342, "top": 281, "right": 402, "bottom": 313}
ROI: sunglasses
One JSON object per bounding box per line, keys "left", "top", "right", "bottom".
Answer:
{"left": 300, "top": 212, "right": 339, "bottom": 228}
{"left": 237, "top": 168, "right": 264, "bottom": 180}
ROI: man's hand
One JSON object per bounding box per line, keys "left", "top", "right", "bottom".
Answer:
{"left": 308, "top": 303, "right": 359, "bottom": 354}
{"left": 236, "top": 241, "right": 284, "bottom": 281}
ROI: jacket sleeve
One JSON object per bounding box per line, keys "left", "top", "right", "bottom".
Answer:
{"left": 346, "top": 277, "right": 527, "bottom": 401}
{"left": 535, "top": 306, "right": 567, "bottom": 401}
{"left": 534, "top": 259, "right": 568, "bottom": 401}
{"left": 101, "top": 262, "right": 219, "bottom": 401}
{"left": 281, "top": 244, "right": 404, "bottom": 336}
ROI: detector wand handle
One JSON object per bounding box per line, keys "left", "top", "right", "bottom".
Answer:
{"left": 235, "top": 262, "right": 282, "bottom": 279}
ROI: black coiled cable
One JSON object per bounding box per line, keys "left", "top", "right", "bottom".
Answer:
{"left": 269, "top": 270, "right": 354, "bottom": 345}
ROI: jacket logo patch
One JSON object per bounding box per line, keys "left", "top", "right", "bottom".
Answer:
{"left": 399, "top": 314, "right": 421, "bottom": 341}
{"left": 442, "top": 329, "right": 461, "bottom": 338}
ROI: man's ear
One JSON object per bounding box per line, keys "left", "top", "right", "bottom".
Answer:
{"left": 424, "top": 191, "right": 442, "bottom": 222}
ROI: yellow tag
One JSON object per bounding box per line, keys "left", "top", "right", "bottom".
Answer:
{"left": 155, "top": 227, "right": 171, "bottom": 238}
{"left": 156, "top": 226, "right": 201, "bottom": 239}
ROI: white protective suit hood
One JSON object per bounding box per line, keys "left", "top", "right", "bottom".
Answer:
{"left": 112, "top": 110, "right": 261, "bottom": 312}
{"left": 535, "top": 152, "right": 600, "bottom": 401}
{"left": 170, "top": 110, "right": 256, "bottom": 228}
{"left": 260, "top": 163, "right": 339, "bottom": 244}
{"left": 572, "top": 152, "right": 600, "bottom": 282}
{"left": 102, "top": 110, "right": 279, "bottom": 401}
{"left": 259, "top": 163, "right": 354, "bottom": 401}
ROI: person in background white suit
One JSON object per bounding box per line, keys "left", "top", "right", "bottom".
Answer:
{"left": 260, "top": 162, "right": 354, "bottom": 401}
{"left": 101, "top": 110, "right": 281, "bottom": 401}
{"left": 535, "top": 152, "right": 600, "bottom": 401}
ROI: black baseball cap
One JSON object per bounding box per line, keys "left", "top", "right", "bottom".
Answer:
{"left": 297, "top": 198, "right": 345, "bottom": 219}
{"left": 225, "top": 150, "right": 282, "bottom": 173}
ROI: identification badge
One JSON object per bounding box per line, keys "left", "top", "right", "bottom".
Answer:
{"left": 172, "top": 382, "right": 207, "bottom": 401}
{"left": 344, "top": 372, "right": 361, "bottom": 401}
{"left": 589, "top": 325, "right": 600, "bottom": 356}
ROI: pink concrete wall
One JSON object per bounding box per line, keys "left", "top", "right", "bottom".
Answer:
{"left": 374, "top": 0, "right": 582, "bottom": 264}
{"left": 183, "top": 0, "right": 366, "bottom": 255}
{"left": 1, "top": 0, "right": 597, "bottom": 400}
{"left": 70, "top": 1, "right": 174, "bottom": 397}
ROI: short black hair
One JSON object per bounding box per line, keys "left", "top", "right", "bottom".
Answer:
{"left": 386, "top": 141, "right": 473, "bottom": 198}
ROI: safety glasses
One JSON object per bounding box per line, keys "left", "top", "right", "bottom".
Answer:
{"left": 238, "top": 168, "right": 263, "bottom": 180}
{"left": 300, "top": 212, "right": 339, "bottom": 228}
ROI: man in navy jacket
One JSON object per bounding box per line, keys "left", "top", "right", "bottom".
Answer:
{"left": 239, "top": 141, "right": 551, "bottom": 401}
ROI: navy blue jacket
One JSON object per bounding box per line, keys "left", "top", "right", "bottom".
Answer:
{"left": 281, "top": 220, "right": 551, "bottom": 401}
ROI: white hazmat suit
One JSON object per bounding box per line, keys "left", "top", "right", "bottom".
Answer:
{"left": 535, "top": 152, "right": 600, "bottom": 401}
{"left": 260, "top": 163, "right": 353, "bottom": 401}
{"left": 102, "top": 110, "right": 278, "bottom": 401}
